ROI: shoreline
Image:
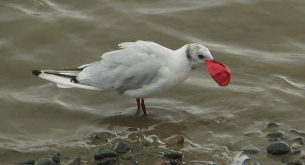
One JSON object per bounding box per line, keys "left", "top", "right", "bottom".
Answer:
{"left": 4, "top": 122, "right": 305, "bottom": 165}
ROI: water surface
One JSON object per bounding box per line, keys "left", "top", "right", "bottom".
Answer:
{"left": 0, "top": 0, "right": 305, "bottom": 164}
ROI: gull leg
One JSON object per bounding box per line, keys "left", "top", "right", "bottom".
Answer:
{"left": 141, "top": 99, "right": 147, "bottom": 116}
{"left": 135, "top": 98, "right": 141, "bottom": 115}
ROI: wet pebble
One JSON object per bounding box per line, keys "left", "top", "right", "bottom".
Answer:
{"left": 16, "top": 160, "right": 35, "bottom": 165}
{"left": 164, "top": 151, "right": 183, "bottom": 159}
{"left": 169, "top": 159, "right": 179, "bottom": 165}
{"left": 127, "top": 127, "right": 140, "bottom": 132}
{"left": 50, "top": 153, "right": 60, "bottom": 163}
{"left": 286, "top": 159, "right": 303, "bottom": 165}
{"left": 241, "top": 147, "right": 260, "bottom": 154}
{"left": 94, "top": 147, "right": 118, "bottom": 160}
{"left": 165, "top": 135, "right": 184, "bottom": 146}
{"left": 293, "top": 137, "right": 305, "bottom": 145}
{"left": 290, "top": 129, "right": 305, "bottom": 136}
{"left": 266, "top": 132, "right": 284, "bottom": 141}
{"left": 34, "top": 158, "right": 56, "bottom": 165}
{"left": 92, "top": 132, "right": 115, "bottom": 143}
{"left": 267, "top": 122, "right": 279, "bottom": 128}
{"left": 114, "top": 142, "right": 131, "bottom": 153}
{"left": 244, "top": 131, "right": 263, "bottom": 137}
{"left": 266, "top": 141, "right": 291, "bottom": 155}
{"left": 96, "top": 158, "right": 117, "bottom": 165}
{"left": 291, "top": 150, "right": 302, "bottom": 155}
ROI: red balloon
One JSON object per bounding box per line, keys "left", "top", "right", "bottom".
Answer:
{"left": 205, "top": 60, "right": 231, "bottom": 86}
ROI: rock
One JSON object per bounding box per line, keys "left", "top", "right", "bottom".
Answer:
{"left": 266, "top": 142, "right": 291, "bottom": 155}
{"left": 154, "top": 159, "right": 171, "bottom": 165}
{"left": 241, "top": 147, "right": 260, "bottom": 154}
{"left": 34, "top": 158, "right": 56, "bottom": 165}
{"left": 16, "top": 160, "right": 35, "bottom": 165}
{"left": 286, "top": 159, "right": 303, "bottom": 165}
{"left": 291, "top": 150, "right": 302, "bottom": 155}
{"left": 244, "top": 131, "right": 263, "bottom": 136}
{"left": 165, "top": 135, "right": 184, "bottom": 146}
{"left": 92, "top": 132, "right": 114, "bottom": 143}
{"left": 94, "top": 147, "right": 117, "bottom": 160}
{"left": 267, "top": 122, "right": 279, "bottom": 128}
{"left": 96, "top": 158, "right": 117, "bottom": 165}
{"left": 127, "top": 127, "right": 140, "bottom": 132}
{"left": 50, "top": 153, "right": 60, "bottom": 163}
{"left": 266, "top": 132, "right": 284, "bottom": 140}
{"left": 164, "top": 151, "right": 183, "bottom": 159}
{"left": 293, "top": 137, "right": 303, "bottom": 141}
{"left": 169, "top": 159, "right": 178, "bottom": 165}
{"left": 290, "top": 129, "right": 305, "bottom": 136}
{"left": 114, "top": 142, "right": 131, "bottom": 153}
{"left": 293, "top": 137, "right": 304, "bottom": 145}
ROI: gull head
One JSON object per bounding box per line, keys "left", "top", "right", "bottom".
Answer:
{"left": 186, "top": 43, "right": 214, "bottom": 68}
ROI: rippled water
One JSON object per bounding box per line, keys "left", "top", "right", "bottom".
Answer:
{"left": 1, "top": 0, "right": 305, "bottom": 164}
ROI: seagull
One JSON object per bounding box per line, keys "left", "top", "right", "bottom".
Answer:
{"left": 32, "top": 41, "right": 231, "bottom": 115}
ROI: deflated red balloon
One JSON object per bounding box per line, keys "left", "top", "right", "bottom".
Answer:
{"left": 205, "top": 60, "right": 231, "bottom": 86}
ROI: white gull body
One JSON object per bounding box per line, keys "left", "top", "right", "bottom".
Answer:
{"left": 32, "top": 41, "right": 214, "bottom": 115}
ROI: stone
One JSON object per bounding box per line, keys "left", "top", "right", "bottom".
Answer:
{"left": 266, "top": 132, "right": 284, "bottom": 140}
{"left": 114, "top": 142, "right": 131, "bottom": 153}
{"left": 291, "top": 150, "right": 302, "bottom": 155}
{"left": 34, "top": 158, "right": 56, "bottom": 165}
{"left": 165, "top": 135, "right": 184, "bottom": 146}
{"left": 127, "top": 127, "right": 140, "bottom": 132}
{"left": 266, "top": 122, "right": 279, "bottom": 128}
{"left": 290, "top": 129, "right": 305, "bottom": 136}
{"left": 293, "top": 137, "right": 304, "bottom": 145}
{"left": 169, "top": 159, "right": 178, "bottom": 165}
{"left": 92, "top": 132, "right": 114, "bottom": 143}
{"left": 244, "top": 131, "right": 263, "bottom": 136}
{"left": 94, "top": 147, "right": 117, "bottom": 160}
{"left": 96, "top": 158, "right": 117, "bottom": 165}
{"left": 286, "top": 159, "right": 303, "bottom": 165}
{"left": 16, "top": 160, "right": 35, "bottom": 165}
{"left": 293, "top": 137, "right": 303, "bottom": 141}
{"left": 164, "top": 151, "right": 183, "bottom": 159}
{"left": 266, "top": 142, "right": 291, "bottom": 155}
{"left": 241, "top": 147, "right": 260, "bottom": 154}
{"left": 50, "top": 153, "right": 60, "bottom": 163}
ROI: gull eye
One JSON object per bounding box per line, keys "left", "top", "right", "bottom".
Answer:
{"left": 198, "top": 54, "right": 204, "bottom": 59}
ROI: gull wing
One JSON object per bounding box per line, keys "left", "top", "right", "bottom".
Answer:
{"left": 77, "top": 41, "right": 173, "bottom": 93}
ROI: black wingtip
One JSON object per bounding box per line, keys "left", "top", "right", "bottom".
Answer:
{"left": 32, "top": 70, "right": 42, "bottom": 76}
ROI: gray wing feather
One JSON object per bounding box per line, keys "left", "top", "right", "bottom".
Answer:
{"left": 77, "top": 41, "right": 168, "bottom": 93}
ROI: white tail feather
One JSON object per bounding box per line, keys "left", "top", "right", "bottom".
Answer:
{"left": 33, "top": 69, "right": 103, "bottom": 91}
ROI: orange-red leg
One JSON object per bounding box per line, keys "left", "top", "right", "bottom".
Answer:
{"left": 135, "top": 98, "right": 147, "bottom": 116}
{"left": 141, "top": 99, "right": 147, "bottom": 115}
